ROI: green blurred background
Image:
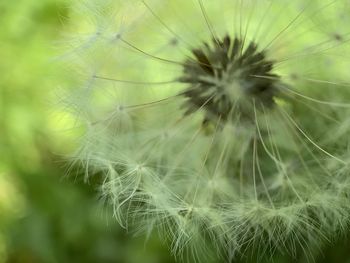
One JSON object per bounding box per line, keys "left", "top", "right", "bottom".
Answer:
{"left": 1, "top": 1, "right": 350, "bottom": 263}
{"left": 0, "top": 1, "right": 176, "bottom": 262}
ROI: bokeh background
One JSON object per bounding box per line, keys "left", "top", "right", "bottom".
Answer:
{"left": 1, "top": 1, "right": 350, "bottom": 263}
{"left": 0, "top": 0, "right": 176, "bottom": 262}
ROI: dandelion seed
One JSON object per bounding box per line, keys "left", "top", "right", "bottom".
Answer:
{"left": 61, "top": 0, "right": 350, "bottom": 261}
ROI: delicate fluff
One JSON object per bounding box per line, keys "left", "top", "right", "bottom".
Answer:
{"left": 61, "top": 0, "right": 350, "bottom": 261}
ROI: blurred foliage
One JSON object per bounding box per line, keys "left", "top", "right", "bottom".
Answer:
{"left": 0, "top": 0, "right": 175, "bottom": 262}
{"left": 1, "top": 0, "right": 350, "bottom": 263}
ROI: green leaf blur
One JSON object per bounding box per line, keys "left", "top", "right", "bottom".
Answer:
{"left": 0, "top": 1, "right": 175, "bottom": 262}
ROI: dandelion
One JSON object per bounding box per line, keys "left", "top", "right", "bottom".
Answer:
{"left": 61, "top": 0, "right": 350, "bottom": 261}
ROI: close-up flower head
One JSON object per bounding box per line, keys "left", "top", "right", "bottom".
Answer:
{"left": 59, "top": 0, "right": 350, "bottom": 262}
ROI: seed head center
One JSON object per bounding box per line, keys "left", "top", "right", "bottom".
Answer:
{"left": 180, "top": 35, "right": 282, "bottom": 123}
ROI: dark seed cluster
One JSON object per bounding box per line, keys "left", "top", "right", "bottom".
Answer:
{"left": 180, "top": 35, "right": 282, "bottom": 123}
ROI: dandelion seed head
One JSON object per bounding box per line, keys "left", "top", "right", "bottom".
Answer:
{"left": 60, "top": 0, "right": 350, "bottom": 261}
